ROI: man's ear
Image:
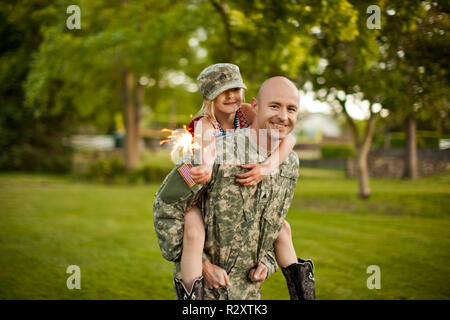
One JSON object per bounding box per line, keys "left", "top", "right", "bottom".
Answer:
{"left": 251, "top": 97, "right": 258, "bottom": 112}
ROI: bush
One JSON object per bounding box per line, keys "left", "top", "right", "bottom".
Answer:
{"left": 137, "top": 164, "right": 171, "bottom": 184}
{"left": 390, "top": 135, "right": 440, "bottom": 149}
{"left": 0, "top": 143, "right": 73, "bottom": 173}
{"left": 321, "top": 144, "right": 354, "bottom": 159}
{"left": 418, "top": 137, "right": 440, "bottom": 148}
{"left": 390, "top": 137, "right": 405, "bottom": 148}
{"left": 374, "top": 131, "right": 441, "bottom": 149}
{"left": 73, "top": 150, "right": 174, "bottom": 185}
{"left": 87, "top": 157, "right": 125, "bottom": 184}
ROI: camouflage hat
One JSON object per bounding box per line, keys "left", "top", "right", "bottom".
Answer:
{"left": 197, "top": 63, "right": 247, "bottom": 100}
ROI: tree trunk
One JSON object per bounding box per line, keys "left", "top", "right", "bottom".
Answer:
{"left": 135, "top": 79, "right": 144, "bottom": 159}
{"left": 404, "top": 111, "right": 418, "bottom": 179}
{"left": 122, "top": 69, "right": 139, "bottom": 172}
{"left": 120, "top": 0, "right": 139, "bottom": 172}
{"left": 355, "top": 114, "right": 377, "bottom": 199}
{"left": 356, "top": 149, "right": 371, "bottom": 199}
{"left": 343, "top": 100, "right": 377, "bottom": 199}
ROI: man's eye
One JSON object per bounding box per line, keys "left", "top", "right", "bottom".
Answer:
{"left": 270, "top": 105, "right": 278, "bottom": 109}
{"left": 289, "top": 108, "right": 297, "bottom": 112}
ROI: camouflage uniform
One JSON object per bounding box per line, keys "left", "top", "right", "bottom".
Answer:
{"left": 153, "top": 128, "right": 299, "bottom": 300}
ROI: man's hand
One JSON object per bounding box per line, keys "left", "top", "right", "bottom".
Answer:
{"left": 190, "top": 164, "right": 212, "bottom": 184}
{"left": 248, "top": 262, "right": 268, "bottom": 282}
{"left": 235, "top": 163, "right": 271, "bottom": 186}
{"left": 202, "top": 260, "right": 231, "bottom": 289}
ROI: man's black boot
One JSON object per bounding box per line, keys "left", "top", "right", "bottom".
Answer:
{"left": 281, "top": 258, "right": 315, "bottom": 300}
{"left": 174, "top": 276, "right": 204, "bottom": 300}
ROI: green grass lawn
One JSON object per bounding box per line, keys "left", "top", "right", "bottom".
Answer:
{"left": 0, "top": 168, "right": 449, "bottom": 299}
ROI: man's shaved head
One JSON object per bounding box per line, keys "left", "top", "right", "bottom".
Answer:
{"left": 257, "top": 76, "right": 299, "bottom": 103}
{"left": 251, "top": 76, "right": 300, "bottom": 143}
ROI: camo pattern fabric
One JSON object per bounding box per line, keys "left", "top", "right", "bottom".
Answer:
{"left": 153, "top": 128, "right": 299, "bottom": 299}
{"left": 196, "top": 63, "right": 247, "bottom": 100}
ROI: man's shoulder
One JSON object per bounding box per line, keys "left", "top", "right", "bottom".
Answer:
{"left": 278, "top": 151, "right": 299, "bottom": 178}
{"left": 287, "top": 150, "right": 299, "bottom": 167}
{"left": 280, "top": 150, "right": 299, "bottom": 167}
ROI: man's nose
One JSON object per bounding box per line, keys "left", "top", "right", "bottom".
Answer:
{"left": 278, "top": 108, "right": 288, "bottom": 121}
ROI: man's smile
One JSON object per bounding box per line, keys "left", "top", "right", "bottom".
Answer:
{"left": 269, "top": 119, "right": 289, "bottom": 130}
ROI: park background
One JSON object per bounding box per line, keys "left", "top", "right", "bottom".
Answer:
{"left": 0, "top": 0, "right": 449, "bottom": 299}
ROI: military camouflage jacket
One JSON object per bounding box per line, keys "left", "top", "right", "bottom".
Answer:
{"left": 153, "top": 128, "right": 299, "bottom": 299}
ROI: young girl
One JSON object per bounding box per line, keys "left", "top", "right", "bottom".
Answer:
{"left": 179, "top": 63, "right": 299, "bottom": 298}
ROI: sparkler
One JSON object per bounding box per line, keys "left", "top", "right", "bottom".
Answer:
{"left": 160, "top": 125, "right": 201, "bottom": 163}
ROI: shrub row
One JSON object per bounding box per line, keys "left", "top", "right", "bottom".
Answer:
{"left": 320, "top": 144, "right": 354, "bottom": 159}
{"left": 78, "top": 157, "right": 172, "bottom": 185}
{"left": 373, "top": 131, "right": 442, "bottom": 149}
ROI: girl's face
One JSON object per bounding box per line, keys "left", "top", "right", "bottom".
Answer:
{"left": 213, "top": 88, "right": 242, "bottom": 115}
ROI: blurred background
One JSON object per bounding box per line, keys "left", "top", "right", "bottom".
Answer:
{"left": 0, "top": 0, "right": 449, "bottom": 299}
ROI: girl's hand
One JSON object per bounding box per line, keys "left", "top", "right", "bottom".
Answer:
{"left": 240, "top": 103, "right": 256, "bottom": 124}
{"left": 190, "top": 164, "right": 212, "bottom": 184}
{"left": 235, "top": 163, "right": 271, "bottom": 186}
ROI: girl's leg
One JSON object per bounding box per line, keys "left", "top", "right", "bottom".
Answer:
{"left": 180, "top": 205, "right": 205, "bottom": 291}
{"left": 274, "top": 220, "right": 298, "bottom": 267}
{"left": 275, "top": 220, "right": 316, "bottom": 300}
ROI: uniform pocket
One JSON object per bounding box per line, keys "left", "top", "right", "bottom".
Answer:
{"left": 258, "top": 211, "right": 281, "bottom": 262}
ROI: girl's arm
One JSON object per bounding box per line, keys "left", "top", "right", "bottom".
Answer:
{"left": 190, "top": 117, "right": 216, "bottom": 184}
{"left": 236, "top": 133, "right": 296, "bottom": 186}
{"left": 263, "top": 133, "right": 296, "bottom": 172}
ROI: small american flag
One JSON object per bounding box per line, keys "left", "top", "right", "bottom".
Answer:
{"left": 178, "top": 163, "right": 196, "bottom": 187}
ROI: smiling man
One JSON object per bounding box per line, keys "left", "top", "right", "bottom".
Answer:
{"left": 253, "top": 76, "right": 299, "bottom": 142}
{"left": 154, "top": 76, "right": 315, "bottom": 300}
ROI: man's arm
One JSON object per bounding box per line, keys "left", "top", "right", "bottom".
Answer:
{"left": 202, "top": 259, "right": 232, "bottom": 289}
{"left": 260, "top": 247, "right": 278, "bottom": 279}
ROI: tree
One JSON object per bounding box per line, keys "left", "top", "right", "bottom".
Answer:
{"left": 380, "top": 1, "right": 449, "bottom": 179}
{"left": 200, "top": 0, "right": 386, "bottom": 198}
{"left": 303, "top": 0, "right": 384, "bottom": 199}
{"left": 199, "top": 0, "right": 360, "bottom": 96}
{"left": 0, "top": 0, "right": 73, "bottom": 172}
{"left": 25, "top": 0, "right": 200, "bottom": 172}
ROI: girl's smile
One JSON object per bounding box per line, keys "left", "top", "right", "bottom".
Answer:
{"left": 214, "top": 88, "right": 243, "bottom": 115}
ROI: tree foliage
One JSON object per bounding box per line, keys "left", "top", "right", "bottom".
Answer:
{"left": 0, "top": 0, "right": 73, "bottom": 172}
{"left": 1, "top": 0, "right": 448, "bottom": 178}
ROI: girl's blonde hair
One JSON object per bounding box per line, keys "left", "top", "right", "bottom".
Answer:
{"left": 196, "top": 99, "right": 216, "bottom": 122}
